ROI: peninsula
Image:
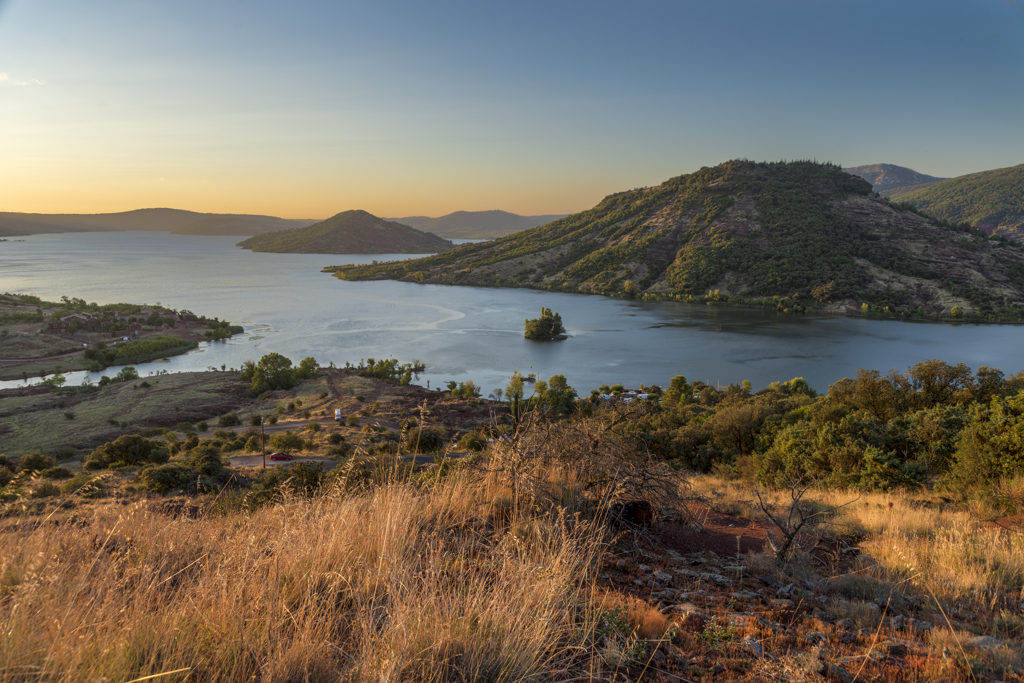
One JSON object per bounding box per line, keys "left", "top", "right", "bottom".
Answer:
{"left": 327, "top": 160, "right": 1024, "bottom": 322}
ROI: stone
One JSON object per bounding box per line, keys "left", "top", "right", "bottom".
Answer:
{"left": 710, "top": 663, "right": 725, "bottom": 674}
{"left": 967, "top": 635, "right": 1002, "bottom": 649}
{"left": 803, "top": 631, "right": 826, "bottom": 644}
{"left": 906, "top": 618, "right": 933, "bottom": 633}
{"left": 674, "top": 568, "right": 700, "bottom": 578}
{"left": 741, "top": 635, "right": 763, "bottom": 658}
{"left": 730, "top": 591, "right": 759, "bottom": 600}
{"left": 889, "top": 614, "right": 905, "bottom": 630}
{"left": 776, "top": 583, "right": 796, "bottom": 599}
{"left": 881, "top": 641, "right": 908, "bottom": 657}
{"left": 758, "top": 575, "right": 782, "bottom": 589}
{"left": 638, "top": 564, "right": 652, "bottom": 572}
{"left": 654, "top": 570, "right": 674, "bottom": 584}
{"left": 827, "top": 663, "right": 854, "bottom": 683}
{"left": 771, "top": 598, "right": 795, "bottom": 609}
{"left": 835, "top": 618, "right": 854, "bottom": 631}
{"left": 701, "top": 573, "right": 733, "bottom": 587}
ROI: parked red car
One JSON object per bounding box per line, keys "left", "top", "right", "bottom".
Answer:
{"left": 269, "top": 452, "right": 293, "bottom": 461}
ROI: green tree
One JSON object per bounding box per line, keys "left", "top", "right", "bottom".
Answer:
{"left": 116, "top": 366, "right": 139, "bottom": 382}
{"left": 662, "top": 375, "right": 693, "bottom": 408}
{"left": 524, "top": 308, "right": 567, "bottom": 340}
{"left": 537, "top": 374, "right": 578, "bottom": 415}
{"left": 242, "top": 353, "right": 297, "bottom": 394}
{"left": 269, "top": 431, "right": 304, "bottom": 453}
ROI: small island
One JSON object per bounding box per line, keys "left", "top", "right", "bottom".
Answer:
{"left": 524, "top": 307, "right": 567, "bottom": 340}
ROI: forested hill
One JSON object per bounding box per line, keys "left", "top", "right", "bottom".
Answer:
{"left": 886, "top": 165, "right": 1024, "bottom": 244}
{"left": 237, "top": 210, "right": 455, "bottom": 254}
{"left": 327, "top": 160, "right": 1024, "bottom": 322}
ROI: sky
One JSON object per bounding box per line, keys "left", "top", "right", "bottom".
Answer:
{"left": 1, "top": 0, "right": 1022, "bottom": 219}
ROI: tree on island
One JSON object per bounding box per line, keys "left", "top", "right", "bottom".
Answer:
{"left": 524, "top": 308, "right": 567, "bottom": 340}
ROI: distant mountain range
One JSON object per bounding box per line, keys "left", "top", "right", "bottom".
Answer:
{"left": 843, "top": 164, "right": 948, "bottom": 194}
{"left": 387, "top": 210, "right": 568, "bottom": 239}
{"left": 237, "top": 210, "right": 454, "bottom": 254}
{"left": 0, "top": 208, "right": 317, "bottom": 238}
{"left": 329, "top": 160, "right": 1024, "bottom": 321}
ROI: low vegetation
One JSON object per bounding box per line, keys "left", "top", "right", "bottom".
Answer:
{"left": 4, "top": 356, "right": 1024, "bottom": 680}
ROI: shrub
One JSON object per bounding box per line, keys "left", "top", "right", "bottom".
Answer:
{"left": 137, "top": 463, "right": 195, "bottom": 493}
{"left": 0, "top": 465, "right": 14, "bottom": 488}
{"left": 197, "top": 421, "right": 209, "bottom": 432}
{"left": 403, "top": 426, "right": 449, "bottom": 453}
{"left": 85, "top": 435, "right": 170, "bottom": 470}
{"left": 31, "top": 482, "right": 60, "bottom": 498}
{"left": 61, "top": 473, "right": 106, "bottom": 498}
{"left": 0, "top": 455, "right": 16, "bottom": 471}
{"left": 303, "top": 410, "right": 311, "bottom": 419}
{"left": 268, "top": 415, "right": 278, "bottom": 425}
{"left": 355, "top": 395, "right": 365, "bottom": 402}
{"left": 347, "top": 415, "right": 361, "bottom": 427}
{"left": 307, "top": 421, "right": 321, "bottom": 433}
{"left": 458, "top": 431, "right": 487, "bottom": 452}
{"left": 269, "top": 431, "right": 304, "bottom": 453}
{"left": 174, "top": 421, "right": 195, "bottom": 433}
{"left": 218, "top": 413, "right": 241, "bottom": 428}
{"left": 328, "top": 433, "right": 345, "bottom": 445}
{"left": 19, "top": 452, "right": 57, "bottom": 474}
{"left": 41, "top": 466, "right": 73, "bottom": 479}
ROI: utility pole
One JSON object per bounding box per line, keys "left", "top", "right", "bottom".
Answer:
{"left": 260, "top": 415, "right": 266, "bottom": 470}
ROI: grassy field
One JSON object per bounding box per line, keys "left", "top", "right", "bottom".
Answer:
{"left": 0, "top": 371, "right": 249, "bottom": 457}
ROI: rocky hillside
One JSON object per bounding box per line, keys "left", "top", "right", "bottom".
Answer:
{"left": 886, "top": 165, "right": 1024, "bottom": 244}
{"left": 328, "top": 160, "right": 1024, "bottom": 322}
{"left": 238, "top": 210, "right": 454, "bottom": 254}
{"left": 388, "top": 210, "right": 569, "bottom": 239}
{"left": 843, "top": 163, "right": 947, "bottom": 194}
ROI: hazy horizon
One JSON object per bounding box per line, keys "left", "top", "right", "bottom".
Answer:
{"left": 1, "top": 0, "right": 1021, "bottom": 218}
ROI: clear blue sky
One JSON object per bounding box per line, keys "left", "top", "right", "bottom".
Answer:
{"left": 1, "top": 0, "right": 1021, "bottom": 217}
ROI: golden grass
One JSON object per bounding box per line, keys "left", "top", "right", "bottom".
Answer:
{"left": 0, "top": 470, "right": 609, "bottom": 682}
{"left": 693, "top": 474, "right": 1024, "bottom": 607}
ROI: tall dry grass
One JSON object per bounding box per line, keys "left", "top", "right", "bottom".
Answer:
{"left": 0, "top": 468, "right": 609, "bottom": 682}
{"left": 692, "top": 474, "right": 1024, "bottom": 607}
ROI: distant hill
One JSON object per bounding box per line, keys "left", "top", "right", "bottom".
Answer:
{"left": 237, "top": 210, "right": 455, "bottom": 254}
{"left": 172, "top": 215, "right": 317, "bottom": 236}
{"left": 0, "top": 208, "right": 316, "bottom": 238}
{"left": 387, "top": 210, "right": 568, "bottom": 239}
{"left": 330, "top": 160, "right": 1024, "bottom": 322}
{"left": 885, "top": 165, "right": 1024, "bottom": 243}
{"left": 843, "top": 164, "right": 948, "bottom": 194}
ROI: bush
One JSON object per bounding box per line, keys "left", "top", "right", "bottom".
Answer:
{"left": 347, "top": 415, "right": 361, "bottom": 427}
{"left": 85, "top": 435, "right": 170, "bottom": 470}
{"left": 403, "top": 426, "right": 449, "bottom": 453}
{"left": 137, "top": 463, "right": 195, "bottom": 493}
{"left": 218, "top": 413, "right": 241, "bottom": 428}
{"left": 0, "top": 465, "right": 14, "bottom": 488}
{"left": 174, "top": 421, "right": 195, "bottom": 433}
{"left": 61, "top": 473, "right": 106, "bottom": 498}
{"left": 328, "top": 433, "right": 345, "bottom": 445}
{"left": 458, "top": 431, "right": 487, "bottom": 452}
{"left": 19, "top": 452, "right": 57, "bottom": 474}
{"left": 0, "top": 455, "right": 16, "bottom": 471}
{"left": 307, "top": 421, "right": 321, "bottom": 433}
{"left": 197, "top": 421, "right": 209, "bottom": 432}
{"left": 268, "top": 415, "right": 278, "bottom": 425}
{"left": 31, "top": 482, "right": 61, "bottom": 498}
{"left": 40, "top": 466, "right": 73, "bottom": 479}
{"left": 269, "top": 431, "right": 304, "bottom": 453}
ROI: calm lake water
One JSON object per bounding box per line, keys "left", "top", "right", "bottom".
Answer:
{"left": 2, "top": 231, "right": 1024, "bottom": 395}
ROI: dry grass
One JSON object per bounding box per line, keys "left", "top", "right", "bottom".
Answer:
{"left": 0, "top": 467, "right": 611, "bottom": 682}
{"left": 696, "top": 471, "right": 1024, "bottom": 618}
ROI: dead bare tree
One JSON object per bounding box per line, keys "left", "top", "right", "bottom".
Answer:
{"left": 752, "top": 479, "right": 858, "bottom": 563}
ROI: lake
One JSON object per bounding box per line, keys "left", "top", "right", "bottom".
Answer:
{"left": 2, "top": 231, "right": 1024, "bottom": 395}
